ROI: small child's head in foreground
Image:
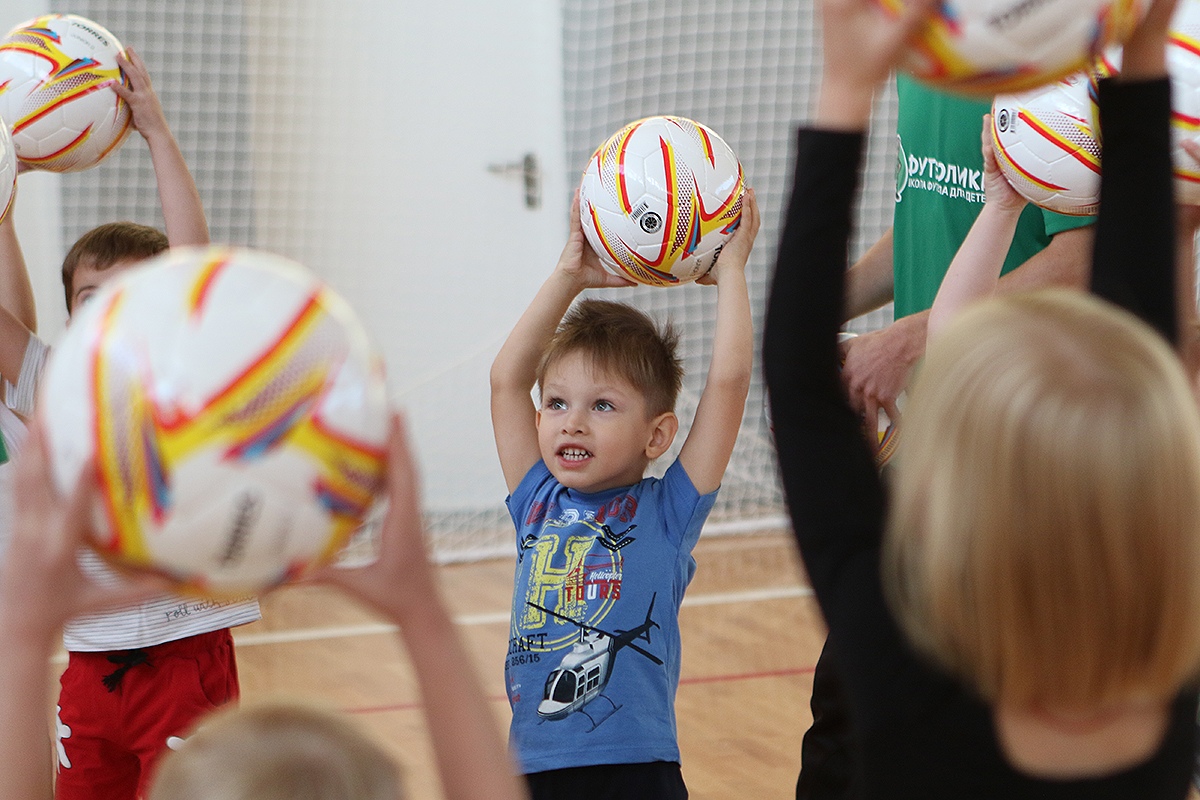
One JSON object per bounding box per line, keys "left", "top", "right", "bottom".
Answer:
{"left": 535, "top": 299, "right": 683, "bottom": 492}
{"left": 148, "top": 701, "right": 402, "bottom": 800}
{"left": 886, "top": 288, "right": 1200, "bottom": 713}
{"left": 62, "top": 221, "right": 169, "bottom": 313}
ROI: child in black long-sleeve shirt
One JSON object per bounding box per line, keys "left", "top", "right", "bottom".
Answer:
{"left": 764, "top": 0, "right": 1200, "bottom": 796}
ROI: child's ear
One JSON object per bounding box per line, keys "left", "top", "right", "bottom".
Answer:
{"left": 645, "top": 411, "right": 679, "bottom": 460}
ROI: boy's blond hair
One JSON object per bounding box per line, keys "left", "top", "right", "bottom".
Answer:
{"left": 886, "top": 288, "right": 1200, "bottom": 710}
{"left": 536, "top": 299, "right": 683, "bottom": 416}
{"left": 61, "top": 221, "right": 169, "bottom": 310}
{"left": 148, "top": 701, "right": 402, "bottom": 800}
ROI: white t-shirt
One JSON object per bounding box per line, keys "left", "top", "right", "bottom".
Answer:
{"left": 9, "top": 334, "right": 261, "bottom": 651}
{"left": 64, "top": 552, "right": 261, "bottom": 651}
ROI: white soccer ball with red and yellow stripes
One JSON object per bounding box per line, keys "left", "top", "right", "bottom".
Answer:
{"left": 39, "top": 247, "right": 390, "bottom": 597}
{"left": 579, "top": 116, "right": 744, "bottom": 287}
{"left": 882, "top": 0, "right": 1146, "bottom": 96}
{"left": 1166, "top": 0, "right": 1200, "bottom": 204}
{"left": 1083, "top": 0, "right": 1200, "bottom": 204}
{"left": 0, "top": 14, "right": 132, "bottom": 172}
{"left": 0, "top": 112, "right": 15, "bottom": 225}
{"left": 991, "top": 72, "right": 1102, "bottom": 216}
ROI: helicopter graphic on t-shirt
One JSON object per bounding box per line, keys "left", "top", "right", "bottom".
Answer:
{"left": 527, "top": 594, "right": 660, "bottom": 731}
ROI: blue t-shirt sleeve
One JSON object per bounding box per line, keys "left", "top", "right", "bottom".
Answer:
{"left": 505, "top": 460, "right": 554, "bottom": 542}
{"left": 658, "top": 460, "right": 718, "bottom": 552}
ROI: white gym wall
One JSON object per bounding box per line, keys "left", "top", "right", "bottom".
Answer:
{"left": 24, "top": 1, "right": 569, "bottom": 522}
{"left": 25, "top": 1, "right": 900, "bottom": 557}
{"left": 239, "top": 1, "right": 570, "bottom": 514}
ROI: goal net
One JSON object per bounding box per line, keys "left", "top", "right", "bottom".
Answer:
{"left": 46, "top": 0, "right": 899, "bottom": 561}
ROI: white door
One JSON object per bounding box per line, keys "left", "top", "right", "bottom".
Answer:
{"left": 247, "top": 1, "right": 569, "bottom": 514}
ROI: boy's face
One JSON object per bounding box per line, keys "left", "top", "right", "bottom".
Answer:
{"left": 69, "top": 258, "right": 142, "bottom": 316}
{"left": 536, "top": 351, "right": 674, "bottom": 493}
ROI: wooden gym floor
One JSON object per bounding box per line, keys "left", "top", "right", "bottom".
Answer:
{"left": 231, "top": 531, "right": 819, "bottom": 799}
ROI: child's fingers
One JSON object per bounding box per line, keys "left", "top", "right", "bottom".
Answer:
{"left": 882, "top": 396, "right": 902, "bottom": 426}
{"left": 114, "top": 51, "right": 150, "bottom": 92}
{"left": 114, "top": 54, "right": 135, "bottom": 86}
{"left": 597, "top": 269, "right": 636, "bottom": 288}
{"left": 892, "top": 0, "right": 939, "bottom": 36}
{"left": 570, "top": 189, "right": 584, "bottom": 234}
{"left": 862, "top": 398, "right": 881, "bottom": 452}
{"left": 107, "top": 79, "right": 133, "bottom": 102}
{"left": 374, "top": 411, "right": 430, "bottom": 567}
{"left": 1182, "top": 137, "right": 1200, "bottom": 166}
{"left": 742, "top": 187, "right": 761, "bottom": 239}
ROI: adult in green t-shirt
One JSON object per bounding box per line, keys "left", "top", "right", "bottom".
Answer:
{"left": 839, "top": 74, "right": 1096, "bottom": 435}
{"left": 796, "top": 75, "right": 1096, "bottom": 800}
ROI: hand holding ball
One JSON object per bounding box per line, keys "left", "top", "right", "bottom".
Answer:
{"left": 882, "top": 0, "right": 1147, "bottom": 95}
{"left": 578, "top": 116, "right": 744, "bottom": 287}
{"left": 39, "top": 247, "right": 390, "bottom": 596}
{"left": 0, "top": 14, "right": 132, "bottom": 172}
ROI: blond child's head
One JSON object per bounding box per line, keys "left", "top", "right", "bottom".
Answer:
{"left": 61, "top": 221, "right": 169, "bottom": 312}
{"left": 886, "top": 288, "right": 1200, "bottom": 712}
{"left": 537, "top": 299, "right": 683, "bottom": 416}
{"left": 534, "top": 299, "right": 683, "bottom": 491}
{"left": 148, "top": 701, "right": 402, "bottom": 800}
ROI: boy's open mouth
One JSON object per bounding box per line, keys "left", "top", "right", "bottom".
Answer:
{"left": 558, "top": 447, "right": 592, "bottom": 462}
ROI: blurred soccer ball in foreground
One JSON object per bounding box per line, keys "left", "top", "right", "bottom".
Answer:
{"left": 40, "top": 247, "right": 389, "bottom": 596}
{"left": 579, "top": 115, "right": 744, "bottom": 287}
{"left": 882, "top": 0, "right": 1146, "bottom": 95}
{"left": 1166, "top": 0, "right": 1200, "bottom": 204}
{"left": 992, "top": 72, "right": 1102, "bottom": 216}
{"left": 0, "top": 14, "right": 132, "bottom": 172}
{"left": 1085, "top": 0, "right": 1200, "bottom": 205}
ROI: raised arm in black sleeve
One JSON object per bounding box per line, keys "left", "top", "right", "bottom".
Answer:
{"left": 763, "top": 128, "right": 885, "bottom": 612}
{"left": 1090, "top": 78, "right": 1177, "bottom": 345}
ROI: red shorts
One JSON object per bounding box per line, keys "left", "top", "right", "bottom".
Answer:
{"left": 54, "top": 628, "right": 240, "bottom": 800}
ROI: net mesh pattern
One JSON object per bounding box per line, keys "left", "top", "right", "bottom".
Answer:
{"left": 45, "top": 0, "right": 900, "bottom": 559}
{"left": 561, "top": 0, "right": 897, "bottom": 535}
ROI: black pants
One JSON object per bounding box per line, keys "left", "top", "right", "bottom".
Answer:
{"left": 796, "top": 636, "right": 858, "bottom": 800}
{"left": 527, "top": 761, "right": 687, "bottom": 800}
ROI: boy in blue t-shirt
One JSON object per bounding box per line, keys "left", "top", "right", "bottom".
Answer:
{"left": 490, "top": 190, "right": 759, "bottom": 798}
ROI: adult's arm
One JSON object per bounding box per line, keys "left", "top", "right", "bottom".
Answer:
{"left": 843, "top": 227, "right": 895, "bottom": 320}
{"left": 841, "top": 223, "right": 1093, "bottom": 434}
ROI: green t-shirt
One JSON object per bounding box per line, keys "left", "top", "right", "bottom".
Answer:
{"left": 892, "top": 75, "right": 1096, "bottom": 319}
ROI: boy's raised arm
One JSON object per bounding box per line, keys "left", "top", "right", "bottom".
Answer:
{"left": 490, "top": 193, "right": 631, "bottom": 493}
{"left": 927, "top": 117, "right": 1028, "bottom": 344}
{"left": 0, "top": 200, "right": 36, "bottom": 390}
{"left": 111, "top": 48, "right": 209, "bottom": 248}
{"left": 678, "top": 189, "right": 759, "bottom": 495}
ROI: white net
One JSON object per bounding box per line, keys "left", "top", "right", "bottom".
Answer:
{"left": 44, "top": 0, "right": 900, "bottom": 560}
{"left": 561, "top": 0, "right": 898, "bottom": 536}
